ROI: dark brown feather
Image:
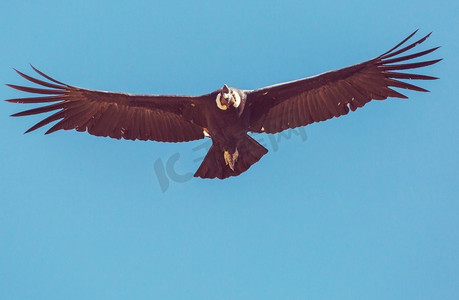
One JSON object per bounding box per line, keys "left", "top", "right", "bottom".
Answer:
{"left": 248, "top": 31, "right": 440, "bottom": 133}
{"left": 6, "top": 84, "right": 67, "bottom": 95}
{"left": 30, "top": 64, "right": 67, "bottom": 85}
{"left": 13, "top": 68, "right": 66, "bottom": 89}
{"left": 7, "top": 66, "right": 207, "bottom": 142}
{"left": 380, "top": 32, "right": 431, "bottom": 59}
{"left": 5, "top": 95, "right": 65, "bottom": 103}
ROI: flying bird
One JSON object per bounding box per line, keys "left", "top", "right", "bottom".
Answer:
{"left": 6, "top": 31, "right": 440, "bottom": 179}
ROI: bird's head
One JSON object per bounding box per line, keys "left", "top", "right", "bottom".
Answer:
{"left": 216, "top": 84, "right": 241, "bottom": 110}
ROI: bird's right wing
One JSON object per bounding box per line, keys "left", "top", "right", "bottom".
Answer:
{"left": 6, "top": 66, "right": 206, "bottom": 142}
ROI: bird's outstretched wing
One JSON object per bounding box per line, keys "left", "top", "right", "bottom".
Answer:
{"left": 248, "top": 30, "right": 441, "bottom": 133}
{"left": 6, "top": 66, "right": 206, "bottom": 142}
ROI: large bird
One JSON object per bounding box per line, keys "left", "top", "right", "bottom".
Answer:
{"left": 6, "top": 31, "right": 440, "bottom": 179}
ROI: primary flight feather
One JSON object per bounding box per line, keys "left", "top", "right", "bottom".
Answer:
{"left": 7, "top": 30, "right": 440, "bottom": 179}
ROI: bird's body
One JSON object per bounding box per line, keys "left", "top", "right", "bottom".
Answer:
{"left": 6, "top": 31, "right": 440, "bottom": 179}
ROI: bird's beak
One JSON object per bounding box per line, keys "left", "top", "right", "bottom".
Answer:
{"left": 220, "top": 95, "right": 229, "bottom": 106}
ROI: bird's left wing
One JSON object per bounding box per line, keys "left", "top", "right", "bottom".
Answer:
{"left": 6, "top": 66, "right": 206, "bottom": 142}
{"left": 247, "top": 31, "right": 441, "bottom": 133}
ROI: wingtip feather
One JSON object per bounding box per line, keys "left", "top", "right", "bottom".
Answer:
{"left": 11, "top": 111, "right": 26, "bottom": 117}
{"left": 12, "top": 67, "right": 66, "bottom": 89}
{"left": 24, "top": 127, "right": 35, "bottom": 134}
{"left": 380, "top": 31, "right": 434, "bottom": 60}
{"left": 29, "top": 64, "right": 67, "bottom": 86}
{"left": 6, "top": 83, "right": 66, "bottom": 95}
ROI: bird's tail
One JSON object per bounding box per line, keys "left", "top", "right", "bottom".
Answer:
{"left": 194, "top": 135, "right": 268, "bottom": 179}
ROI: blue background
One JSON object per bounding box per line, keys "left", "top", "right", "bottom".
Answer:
{"left": 1, "top": 1, "right": 457, "bottom": 299}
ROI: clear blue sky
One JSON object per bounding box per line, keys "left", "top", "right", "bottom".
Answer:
{"left": 1, "top": 1, "right": 457, "bottom": 299}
